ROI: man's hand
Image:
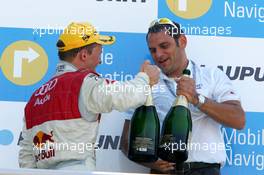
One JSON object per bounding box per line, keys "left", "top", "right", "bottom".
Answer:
{"left": 142, "top": 160, "right": 175, "bottom": 173}
{"left": 176, "top": 75, "right": 245, "bottom": 129}
{"left": 140, "top": 60, "right": 160, "bottom": 86}
{"left": 175, "top": 76, "right": 198, "bottom": 105}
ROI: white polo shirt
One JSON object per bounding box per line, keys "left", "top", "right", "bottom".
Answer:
{"left": 152, "top": 60, "right": 240, "bottom": 166}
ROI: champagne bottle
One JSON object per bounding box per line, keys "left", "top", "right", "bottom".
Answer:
{"left": 128, "top": 92, "right": 160, "bottom": 162}
{"left": 158, "top": 69, "right": 192, "bottom": 163}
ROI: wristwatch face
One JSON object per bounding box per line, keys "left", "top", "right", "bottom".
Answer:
{"left": 198, "top": 94, "right": 206, "bottom": 104}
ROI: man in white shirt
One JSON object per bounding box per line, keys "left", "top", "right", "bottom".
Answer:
{"left": 139, "top": 18, "right": 245, "bottom": 175}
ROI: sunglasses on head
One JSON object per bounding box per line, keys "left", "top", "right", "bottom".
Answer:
{"left": 149, "top": 18, "right": 178, "bottom": 29}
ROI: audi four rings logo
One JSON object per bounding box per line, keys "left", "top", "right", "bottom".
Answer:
{"left": 34, "top": 78, "right": 58, "bottom": 96}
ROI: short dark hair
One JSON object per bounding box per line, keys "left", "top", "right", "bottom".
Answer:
{"left": 146, "top": 22, "right": 183, "bottom": 46}
{"left": 57, "top": 41, "right": 97, "bottom": 61}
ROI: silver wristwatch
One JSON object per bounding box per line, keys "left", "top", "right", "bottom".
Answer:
{"left": 196, "top": 94, "right": 206, "bottom": 108}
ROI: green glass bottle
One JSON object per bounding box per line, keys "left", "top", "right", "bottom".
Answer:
{"left": 128, "top": 92, "right": 160, "bottom": 162}
{"left": 158, "top": 69, "right": 192, "bottom": 163}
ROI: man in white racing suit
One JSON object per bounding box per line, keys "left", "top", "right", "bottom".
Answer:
{"left": 18, "top": 22, "right": 160, "bottom": 171}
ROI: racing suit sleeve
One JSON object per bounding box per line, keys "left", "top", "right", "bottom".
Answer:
{"left": 18, "top": 119, "right": 37, "bottom": 168}
{"left": 79, "top": 72, "right": 150, "bottom": 114}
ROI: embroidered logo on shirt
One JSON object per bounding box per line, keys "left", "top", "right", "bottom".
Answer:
{"left": 196, "top": 84, "right": 202, "bottom": 89}
{"left": 56, "top": 65, "right": 65, "bottom": 72}
{"left": 88, "top": 73, "right": 100, "bottom": 81}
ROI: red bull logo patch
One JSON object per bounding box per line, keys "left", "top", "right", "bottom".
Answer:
{"left": 33, "top": 131, "right": 55, "bottom": 161}
{"left": 33, "top": 131, "right": 54, "bottom": 148}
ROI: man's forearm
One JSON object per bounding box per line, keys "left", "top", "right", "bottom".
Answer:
{"left": 199, "top": 99, "right": 245, "bottom": 130}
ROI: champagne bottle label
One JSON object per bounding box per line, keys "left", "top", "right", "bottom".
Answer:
{"left": 159, "top": 134, "right": 173, "bottom": 150}
{"left": 133, "top": 137, "right": 154, "bottom": 152}
{"left": 159, "top": 134, "right": 188, "bottom": 163}
{"left": 159, "top": 134, "right": 187, "bottom": 151}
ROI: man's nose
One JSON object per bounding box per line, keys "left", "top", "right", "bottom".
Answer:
{"left": 155, "top": 48, "right": 164, "bottom": 59}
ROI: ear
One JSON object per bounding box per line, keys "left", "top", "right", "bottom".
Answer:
{"left": 178, "top": 35, "right": 187, "bottom": 48}
{"left": 78, "top": 48, "right": 88, "bottom": 61}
